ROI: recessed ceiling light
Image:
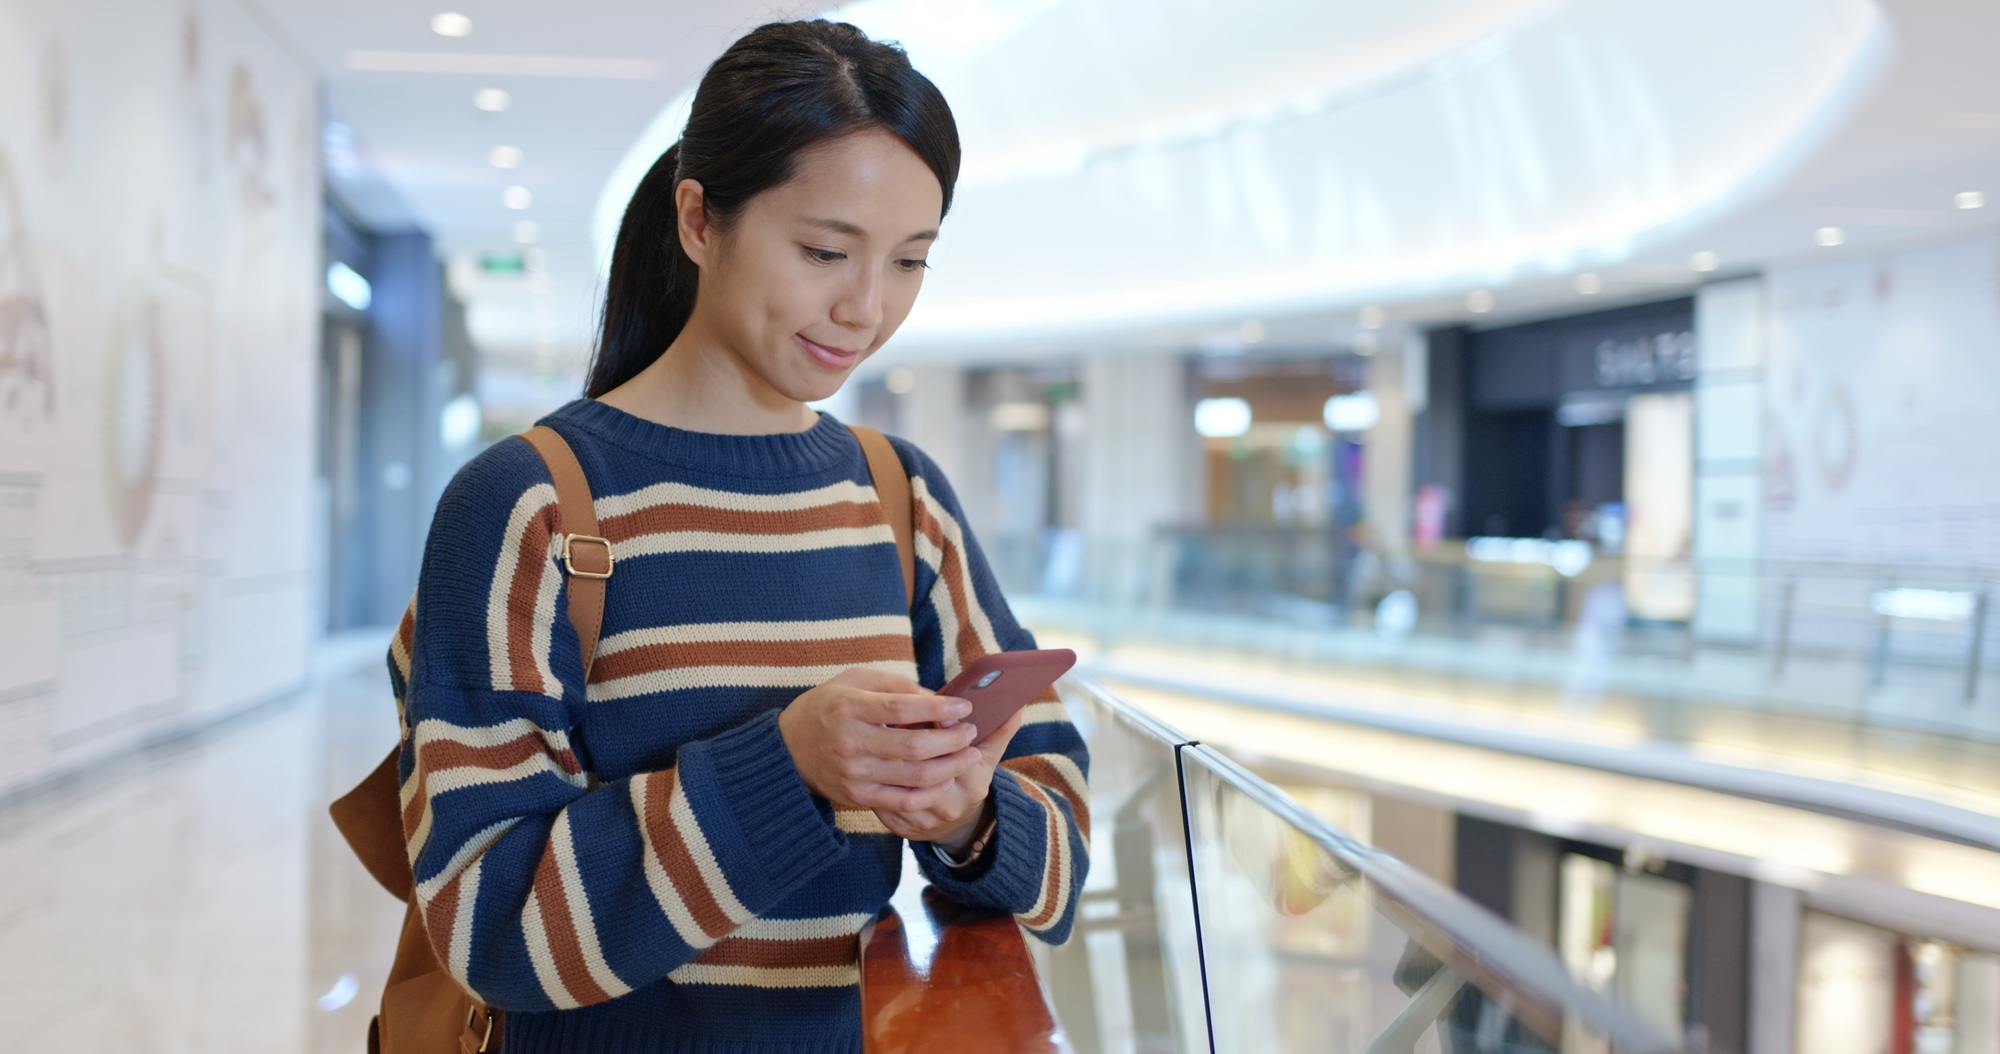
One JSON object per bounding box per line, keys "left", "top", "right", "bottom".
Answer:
{"left": 431, "top": 12, "right": 473, "bottom": 37}
{"left": 885, "top": 367, "right": 917, "bottom": 395}
{"left": 1236, "top": 318, "right": 1266, "bottom": 344}
{"left": 1957, "top": 190, "right": 1986, "bottom": 210}
{"left": 523, "top": 247, "right": 549, "bottom": 272}
{"left": 1352, "top": 330, "right": 1380, "bottom": 356}
{"left": 1574, "top": 272, "right": 1603, "bottom": 295}
{"left": 502, "top": 186, "right": 532, "bottom": 210}
{"left": 1815, "top": 226, "right": 1844, "bottom": 247}
{"left": 513, "top": 220, "right": 540, "bottom": 244}
{"left": 1357, "top": 304, "right": 1386, "bottom": 330}
{"left": 473, "top": 88, "right": 510, "bottom": 112}
{"left": 489, "top": 145, "right": 523, "bottom": 169}
{"left": 1466, "top": 290, "right": 1494, "bottom": 314}
{"left": 1690, "top": 250, "right": 1719, "bottom": 272}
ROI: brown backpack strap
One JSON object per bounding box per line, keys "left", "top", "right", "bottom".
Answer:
{"left": 520, "top": 425, "right": 611, "bottom": 677}
{"left": 331, "top": 749, "right": 417, "bottom": 903}
{"left": 848, "top": 425, "right": 916, "bottom": 610}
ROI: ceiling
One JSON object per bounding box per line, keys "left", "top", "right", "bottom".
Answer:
{"left": 264, "top": 0, "right": 2000, "bottom": 410}
{"left": 257, "top": 0, "right": 822, "bottom": 410}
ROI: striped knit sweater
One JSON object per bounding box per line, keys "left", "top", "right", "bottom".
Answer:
{"left": 387, "top": 398, "right": 1089, "bottom": 1054}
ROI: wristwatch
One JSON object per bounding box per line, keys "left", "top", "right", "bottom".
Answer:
{"left": 929, "top": 805, "right": 998, "bottom": 869}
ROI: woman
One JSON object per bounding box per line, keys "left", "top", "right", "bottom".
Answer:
{"left": 390, "top": 19, "right": 1089, "bottom": 1054}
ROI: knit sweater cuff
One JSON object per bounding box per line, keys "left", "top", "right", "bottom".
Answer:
{"left": 686, "top": 708, "right": 846, "bottom": 904}
{"left": 917, "top": 769, "right": 1047, "bottom": 912}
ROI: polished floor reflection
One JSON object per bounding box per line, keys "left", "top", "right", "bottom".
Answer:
{"left": 0, "top": 633, "right": 406, "bottom": 1054}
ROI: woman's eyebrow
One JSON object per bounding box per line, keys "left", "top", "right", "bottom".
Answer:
{"left": 801, "top": 216, "right": 938, "bottom": 243}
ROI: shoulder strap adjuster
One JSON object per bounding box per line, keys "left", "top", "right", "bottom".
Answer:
{"left": 559, "top": 533, "right": 614, "bottom": 579}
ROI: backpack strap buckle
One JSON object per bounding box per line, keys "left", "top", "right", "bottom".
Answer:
{"left": 559, "top": 533, "right": 614, "bottom": 579}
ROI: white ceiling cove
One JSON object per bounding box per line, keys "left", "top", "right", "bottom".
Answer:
{"left": 267, "top": 0, "right": 2000, "bottom": 388}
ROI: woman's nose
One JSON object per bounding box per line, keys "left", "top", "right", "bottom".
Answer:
{"left": 830, "top": 268, "right": 883, "bottom": 331}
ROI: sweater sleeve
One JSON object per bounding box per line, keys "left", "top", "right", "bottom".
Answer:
{"left": 891, "top": 439, "right": 1091, "bottom": 945}
{"left": 391, "top": 437, "right": 847, "bottom": 1012}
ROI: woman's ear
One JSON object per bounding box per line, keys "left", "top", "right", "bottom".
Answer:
{"left": 675, "top": 178, "right": 714, "bottom": 267}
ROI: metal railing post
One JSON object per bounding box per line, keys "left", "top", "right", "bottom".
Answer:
{"left": 1967, "top": 588, "right": 1990, "bottom": 705}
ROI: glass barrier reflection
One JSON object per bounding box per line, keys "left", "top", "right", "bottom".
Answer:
{"left": 1002, "top": 533, "right": 2000, "bottom": 751}
{"left": 1042, "top": 677, "right": 1682, "bottom": 1054}
{"left": 1042, "top": 680, "right": 1211, "bottom": 1053}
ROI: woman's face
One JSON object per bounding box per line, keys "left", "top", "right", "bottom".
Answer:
{"left": 680, "top": 129, "right": 944, "bottom": 405}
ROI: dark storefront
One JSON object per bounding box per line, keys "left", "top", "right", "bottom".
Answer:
{"left": 1416, "top": 297, "right": 1697, "bottom": 543}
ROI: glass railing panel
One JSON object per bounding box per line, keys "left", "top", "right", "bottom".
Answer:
{"left": 1004, "top": 531, "right": 2000, "bottom": 804}
{"left": 1037, "top": 677, "right": 1210, "bottom": 1054}
{"left": 1177, "top": 743, "right": 1680, "bottom": 1054}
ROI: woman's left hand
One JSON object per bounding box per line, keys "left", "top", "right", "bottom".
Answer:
{"left": 873, "top": 706, "right": 1026, "bottom": 851}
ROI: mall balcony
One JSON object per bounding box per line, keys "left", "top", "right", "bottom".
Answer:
{"left": 4, "top": 0, "right": 2000, "bottom": 1052}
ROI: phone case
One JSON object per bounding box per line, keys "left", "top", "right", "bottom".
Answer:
{"left": 938, "top": 648, "right": 1077, "bottom": 741}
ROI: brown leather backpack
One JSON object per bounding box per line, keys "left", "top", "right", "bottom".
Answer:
{"left": 329, "top": 422, "right": 917, "bottom": 1054}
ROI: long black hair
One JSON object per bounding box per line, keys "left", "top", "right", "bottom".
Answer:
{"left": 585, "top": 20, "right": 961, "bottom": 398}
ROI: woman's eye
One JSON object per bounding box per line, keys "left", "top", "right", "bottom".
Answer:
{"left": 897, "top": 258, "right": 931, "bottom": 273}
{"left": 804, "top": 247, "right": 846, "bottom": 264}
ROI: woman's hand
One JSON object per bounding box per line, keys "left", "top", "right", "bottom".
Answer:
{"left": 875, "top": 706, "right": 1027, "bottom": 851}
{"left": 778, "top": 668, "right": 982, "bottom": 813}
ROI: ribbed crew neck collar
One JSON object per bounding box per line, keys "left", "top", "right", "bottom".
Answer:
{"left": 543, "top": 398, "right": 857, "bottom": 478}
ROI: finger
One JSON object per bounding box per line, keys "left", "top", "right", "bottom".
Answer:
{"left": 861, "top": 722, "right": 979, "bottom": 762}
{"left": 856, "top": 693, "right": 972, "bottom": 731}
{"left": 971, "top": 706, "right": 1029, "bottom": 751}
{"left": 851, "top": 782, "right": 952, "bottom": 814}
{"left": 829, "top": 749, "right": 961, "bottom": 789}
{"left": 830, "top": 668, "right": 928, "bottom": 696}
{"left": 874, "top": 813, "right": 942, "bottom": 843}
{"left": 852, "top": 746, "right": 980, "bottom": 789}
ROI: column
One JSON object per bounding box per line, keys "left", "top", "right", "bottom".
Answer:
{"left": 1076, "top": 352, "right": 1195, "bottom": 603}
{"left": 1692, "top": 278, "right": 1766, "bottom": 644}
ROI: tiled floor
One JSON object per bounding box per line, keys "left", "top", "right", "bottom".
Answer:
{"left": 0, "top": 632, "right": 406, "bottom": 1053}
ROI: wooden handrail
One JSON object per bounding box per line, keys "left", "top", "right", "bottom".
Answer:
{"left": 859, "top": 888, "right": 1058, "bottom": 1054}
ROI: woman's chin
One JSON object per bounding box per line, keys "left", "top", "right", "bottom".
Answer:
{"left": 770, "top": 369, "right": 848, "bottom": 408}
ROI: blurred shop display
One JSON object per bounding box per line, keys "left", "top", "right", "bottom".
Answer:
{"left": 1796, "top": 912, "right": 2000, "bottom": 1054}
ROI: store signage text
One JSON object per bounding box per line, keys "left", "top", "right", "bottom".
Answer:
{"left": 1595, "top": 331, "right": 1696, "bottom": 389}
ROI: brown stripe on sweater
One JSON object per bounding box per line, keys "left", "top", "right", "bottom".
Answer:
{"left": 588, "top": 635, "right": 915, "bottom": 684}
{"left": 423, "top": 870, "right": 464, "bottom": 973}
{"left": 642, "top": 770, "right": 736, "bottom": 941}
{"left": 1003, "top": 755, "right": 1092, "bottom": 841}
{"left": 601, "top": 501, "right": 883, "bottom": 545}
{"left": 418, "top": 734, "right": 582, "bottom": 779}
{"left": 393, "top": 602, "right": 416, "bottom": 682}
{"left": 915, "top": 508, "right": 989, "bottom": 673}
{"left": 1016, "top": 778, "right": 1069, "bottom": 930}
{"left": 690, "top": 934, "right": 859, "bottom": 969}
{"left": 425, "top": 730, "right": 583, "bottom": 777}
{"left": 531, "top": 844, "right": 613, "bottom": 1005}
{"left": 402, "top": 768, "right": 429, "bottom": 843}
{"left": 504, "top": 506, "right": 558, "bottom": 694}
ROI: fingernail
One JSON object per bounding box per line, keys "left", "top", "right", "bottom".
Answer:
{"left": 948, "top": 700, "right": 972, "bottom": 717}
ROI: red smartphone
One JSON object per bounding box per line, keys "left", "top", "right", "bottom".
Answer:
{"left": 933, "top": 648, "right": 1076, "bottom": 741}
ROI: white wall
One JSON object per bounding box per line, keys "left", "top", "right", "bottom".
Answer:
{"left": 1763, "top": 235, "right": 2000, "bottom": 568}
{"left": 0, "top": 0, "right": 320, "bottom": 795}
{"left": 1693, "top": 278, "right": 1767, "bottom": 643}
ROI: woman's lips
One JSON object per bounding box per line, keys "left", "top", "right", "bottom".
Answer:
{"left": 796, "top": 334, "right": 860, "bottom": 370}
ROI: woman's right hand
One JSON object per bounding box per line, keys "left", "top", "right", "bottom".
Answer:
{"left": 777, "top": 668, "right": 982, "bottom": 811}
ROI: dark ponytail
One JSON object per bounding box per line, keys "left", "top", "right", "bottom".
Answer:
{"left": 585, "top": 20, "right": 961, "bottom": 398}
